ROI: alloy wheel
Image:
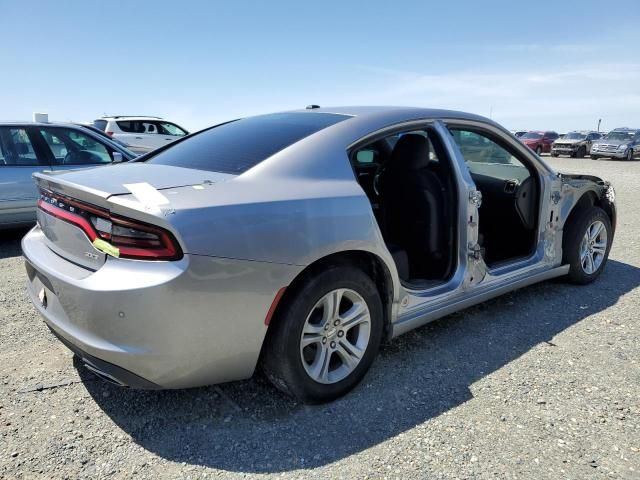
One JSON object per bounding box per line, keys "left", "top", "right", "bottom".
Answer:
{"left": 579, "top": 220, "right": 607, "bottom": 274}
{"left": 299, "top": 288, "right": 371, "bottom": 384}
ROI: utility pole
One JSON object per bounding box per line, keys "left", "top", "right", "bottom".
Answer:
{"left": 597, "top": 118, "right": 602, "bottom": 132}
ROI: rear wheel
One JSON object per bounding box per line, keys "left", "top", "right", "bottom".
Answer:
{"left": 262, "top": 265, "right": 383, "bottom": 403}
{"left": 562, "top": 207, "right": 612, "bottom": 284}
{"left": 536, "top": 146, "right": 542, "bottom": 155}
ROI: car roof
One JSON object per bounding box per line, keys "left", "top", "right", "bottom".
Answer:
{"left": 288, "top": 105, "right": 491, "bottom": 121}
{"left": 0, "top": 121, "right": 98, "bottom": 128}
{"left": 610, "top": 127, "right": 638, "bottom": 132}
{"left": 100, "top": 116, "right": 163, "bottom": 121}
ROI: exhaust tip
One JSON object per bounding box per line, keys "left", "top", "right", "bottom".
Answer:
{"left": 83, "top": 362, "right": 128, "bottom": 388}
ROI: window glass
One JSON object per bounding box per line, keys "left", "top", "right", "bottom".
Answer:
{"left": 449, "top": 128, "right": 531, "bottom": 182}
{"left": 0, "top": 128, "right": 43, "bottom": 166}
{"left": 157, "top": 122, "right": 187, "bottom": 136}
{"left": 92, "top": 119, "right": 108, "bottom": 131}
{"left": 355, "top": 149, "right": 376, "bottom": 164}
{"left": 385, "top": 131, "right": 439, "bottom": 161}
{"left": 521, "top": 132, "right": 543, "bottom": 140}
{"left": 146, "top": 112, "right": 350, "bottom": 174}
{"left": 604, "top": 131, "right": 633, "bottom": 141}
{"left": 40, "top": 128, "right": 113, "bottom": 165}
{"left": 142, "top": 122, "right": 157, "bottom": 134}
{"left": 117, "top": 121, "right": 146, "bottom": 134}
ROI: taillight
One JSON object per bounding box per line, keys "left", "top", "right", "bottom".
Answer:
{"left": 38, "top": 190, "right": 182, "bottom": 261}
{"left": 106, "top": 131, "right": 114, "bottom": 136}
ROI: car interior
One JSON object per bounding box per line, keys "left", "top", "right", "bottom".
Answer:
{"left": 449, "top": 127, "right": 539, "bottom": 267}
{"left": 0, "top": 128, "right": 41, "bottom": 165}
{"left": 351, "top": 127, "right": 458, "bottom": 288}
{"left": 39, "top": 129, "right": 112, "bottom": 165}
{"left": 350, "top": 126, "right": 540, "bottom": 288}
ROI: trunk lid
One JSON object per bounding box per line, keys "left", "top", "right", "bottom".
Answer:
{"left": 34, "top": 163, "right": 232, "bottom": 200}
{"left": 33, "top": 163, "right": 234, "bottom": 270}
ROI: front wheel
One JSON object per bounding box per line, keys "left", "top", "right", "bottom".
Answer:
{"left": 536, "top": 146, "right": 543, "bottom": 155}
{"left": 626, "top": 148, "right": 634, "bottom": 161}
{"left": 262, "top": 265, "right": 383, "bottom": 403}
{"left": 563, "top": 207, "right": 612, "bottom": 284}
{"left": 590, "top": 155, "right": 598, "bottom": 160}
{"left": 551, "top": 152, "right": 559, "bottom": 157}
{"left": 577, "top": 146, "right": 587, "bottom": 158}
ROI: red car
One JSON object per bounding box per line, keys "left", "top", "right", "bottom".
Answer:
{"left": 520, "top": 130, "right": 559, "bottom": 155}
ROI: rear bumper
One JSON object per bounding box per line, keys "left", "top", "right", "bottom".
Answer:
{"left": 47, "top": 325, "right": 160, "bottom": 389}
{"left": 22, "top": 226, "right": 299, "bottom": 389}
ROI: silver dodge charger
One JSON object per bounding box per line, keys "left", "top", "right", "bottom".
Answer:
{"left": 22, "top": 106, "right": 616, "bottom": 402}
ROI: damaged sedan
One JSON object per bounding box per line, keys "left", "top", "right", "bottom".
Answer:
{"left": 22, "top": 107, "right": 616, "bottom": 402}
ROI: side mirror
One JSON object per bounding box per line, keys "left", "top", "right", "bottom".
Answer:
{"left": 112, "top": 152, "right": 124, "bottom": 163}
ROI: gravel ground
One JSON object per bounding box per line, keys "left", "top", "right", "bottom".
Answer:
{"left": 1, "top": 155, "right": 639, "bottom": 479}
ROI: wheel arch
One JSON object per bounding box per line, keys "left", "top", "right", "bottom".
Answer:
{"left": 564, "top": 189, "right": 615, "bottom": 239}
{"left": 264, "top": 250, "right": 397, "bottom": 346}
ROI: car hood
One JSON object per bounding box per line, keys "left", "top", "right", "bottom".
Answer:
{"left": 593, "top": 138, "right": 627, "bottom": 146}
{"left": 555, "top": 138, "right": 583, "bottom": 145}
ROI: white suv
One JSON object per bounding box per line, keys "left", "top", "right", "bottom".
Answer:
{"left": 93, "top": 116, "right": 189, "bottom": 154}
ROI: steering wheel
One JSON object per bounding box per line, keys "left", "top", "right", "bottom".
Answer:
{"left": 63, "top": 150, "right": 101, "bottom": 165}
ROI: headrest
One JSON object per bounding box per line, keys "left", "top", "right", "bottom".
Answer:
{"left": 391, "top": 134, "right": 430, "bottom": 170}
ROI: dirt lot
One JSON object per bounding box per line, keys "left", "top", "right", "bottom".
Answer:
{"left": 1, "top": 155, "right": 639, "bottom": 479}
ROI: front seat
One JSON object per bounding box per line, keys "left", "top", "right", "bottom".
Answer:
{"left": 380, "top": 134, "right": 447, "bottom": 280}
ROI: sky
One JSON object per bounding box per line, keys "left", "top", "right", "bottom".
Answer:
{"left": 1, "top": 0, "right": 639, "bottom": 133}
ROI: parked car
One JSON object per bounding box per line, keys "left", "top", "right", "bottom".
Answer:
{"left": 0, "top": 122, "right": 137, "bottom": 229}
{"left": 22, "top": 107, "right": 616, "bottom": 402}
{"left": 590, "top": 128, "right": 640, "bottom": 161}
{"left": 551, "top": 131, "right": 602, "bottom": 158}
{"left": 75, "top": 123, "right": 135, "bottom": 150}
{"left": 93, "top": 116, "right": 189, "bottom": 154}
{"left": 520, "top": 130, "right": 560, "bottom": 155}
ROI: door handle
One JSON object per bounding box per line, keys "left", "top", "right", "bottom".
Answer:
{"left": 164, "top": 138, "right": 173, "bottom": 140}
{"left": 135, "top": 136, "right": 143, "bottom": 139}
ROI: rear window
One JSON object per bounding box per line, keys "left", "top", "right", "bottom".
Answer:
{"left": 145, "top": 112, "right": 350, "bottom": 174}
{"left": 92, "top": 119, "right": 107, "bottom": 131}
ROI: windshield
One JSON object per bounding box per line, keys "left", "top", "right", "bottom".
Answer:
{"left": 521, "top": 132, "right": 543, "bottom": 140}
{"left": 145, "top": 112, "right": 350, "bottom": 174}
{"left": 604, "top": 132, "right": 633, "bottom": 141}
{"left": 565, "top": 132, "right": 586, "bottom": 140}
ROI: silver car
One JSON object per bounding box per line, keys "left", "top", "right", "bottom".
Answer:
{"left": 590, "top": 128, "right": 640, "bottom": 161}
{"left": 0, "top": 122, "right": 137, "bottom": 229}
{"left": 22, "top": 107, "right": 617, "bottom": 402}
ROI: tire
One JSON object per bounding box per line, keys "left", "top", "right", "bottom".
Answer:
{"left": 590, "top": 155, "right": 598, "bottom": 160}
{"left": 577, "top": 146, "right": 587, "bottom": 158}
{"left": 262, "top": 264, "right": 383, "bottom": 403}
{"left": 536, "top": 146, "right": 542, "bottom": 155}
{"left": 562, "top": 206, "right": 612, "bottom": 284}
{"left": 626, "top": 149, "right": 633, "bottom": 161}
{"left": 551, "top": 152, "right": 559, "bottom": 157}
